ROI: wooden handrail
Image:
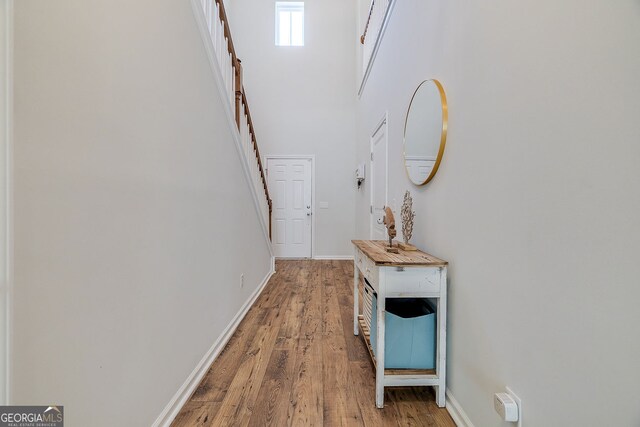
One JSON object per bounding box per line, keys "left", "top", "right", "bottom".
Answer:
{"left": 360, "top": 0, "right": 375, "bottom": 44}
{"left": 234, "top": 60, "right": 243, "bottom": 128}
{"left": 214, "top": 0, "right": 239, "bottom": 67}
{"left": 212, "top": 0, "right": 273, "bottom": 239}
{"left": 241, "top": 90, "right": 271, "bottom": 208}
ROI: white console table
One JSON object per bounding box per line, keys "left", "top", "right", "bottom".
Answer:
{"left": 352, "top": 240, "right": 448, "bottom": 408}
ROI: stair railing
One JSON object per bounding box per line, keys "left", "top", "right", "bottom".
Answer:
{"left": 358, "top": 0, "right": 395, "bottom": 95}
{"left": 198, "top": 0, "right": 273, "bottom": 240}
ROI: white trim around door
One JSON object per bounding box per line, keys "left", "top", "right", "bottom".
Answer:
{"left": 264, "top": 155, "right": 316, "bottom": 259}
{"left": 369, "top": 113, "right": 388, "bottom": 240}
{"left": 0, "top": 0, "right": 13, "bottom": 405}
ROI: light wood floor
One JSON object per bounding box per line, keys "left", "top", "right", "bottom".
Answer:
{"left": 172, "top": 260, "right": 456, "bottom": 427}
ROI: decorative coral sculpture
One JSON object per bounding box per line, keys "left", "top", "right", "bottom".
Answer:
{"left": 400, "top": 191, "right": 417, "bottom": 251}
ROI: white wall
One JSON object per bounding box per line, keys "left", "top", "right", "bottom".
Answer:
{"left": 0, "top": 0, "right": 12, "bottom": 406}
{"left": 12, "top": 1, "right": 272, "bottom": 425}
{"left": 228, "top": 0, "right": 358, "bottom": 258}
{"left": 356, "top": 0, "right": 640, "bottom": 426}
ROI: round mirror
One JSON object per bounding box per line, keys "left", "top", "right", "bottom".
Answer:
{"left": 403, "top": 79, "right": 448, "bottom": 186}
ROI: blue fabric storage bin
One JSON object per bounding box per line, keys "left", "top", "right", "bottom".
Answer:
{"left": 370, "top": 295, "right": 436, "bottom": 369}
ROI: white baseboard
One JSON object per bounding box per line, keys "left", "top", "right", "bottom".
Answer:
{"left": 152, "top": 262, "right": 276, "bottom": 427}
{"left": 446, "top": 389, "right": 475, "bottom": 427}
{"left": 313, "top": 255, "right": 354, "bottom": 260}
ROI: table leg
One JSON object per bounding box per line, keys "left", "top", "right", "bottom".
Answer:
{"left": 435, "top": 267, "right": 447, "bottom": 407}
{"left": 375, "top": 290, "right": 385, "bottom": 408}
{"left": 353, "top": 250, "right": 359, "bottom": 336}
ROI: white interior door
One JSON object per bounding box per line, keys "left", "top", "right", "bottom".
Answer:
{"left": 370, "top": 118, "right": 388, "bottom": 240}
{"left": 267, "top": 157, "right": 313, "bottom": 258}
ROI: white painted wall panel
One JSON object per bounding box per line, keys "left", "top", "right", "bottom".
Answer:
{"left": 355, "top": 0, "right": 640, "bottom": 425}
{"left": 11, "top": 0, "right": 272, "bottom": 425}
{"left": 0, "top": 0, "right": 11, "bottom": 406}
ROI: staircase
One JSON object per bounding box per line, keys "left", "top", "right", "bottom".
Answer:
{"left": 192, "top": 0, "right": 273, "bottom": 242}
{"left": 359, "top": 0, "right": 396, "bottom": 95}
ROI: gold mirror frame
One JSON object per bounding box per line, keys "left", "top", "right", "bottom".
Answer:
{"left": 403, "top": 79, "right": 448, "bottom": 186}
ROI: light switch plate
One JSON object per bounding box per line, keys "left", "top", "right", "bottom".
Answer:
{"left": 319, "top": 201, "right": 329, "bottom": 209}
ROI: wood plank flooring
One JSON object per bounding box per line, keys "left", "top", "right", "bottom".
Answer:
{"left": 172, "top": 260, "right": 456, "bottom": 427}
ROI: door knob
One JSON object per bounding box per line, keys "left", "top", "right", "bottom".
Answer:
{"left": 377, "top": 218, "right": 383, "bottom": 224}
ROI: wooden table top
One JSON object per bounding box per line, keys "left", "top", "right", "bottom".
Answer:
{"left": 352, "top": 240, "right": 448, "bottom": 267}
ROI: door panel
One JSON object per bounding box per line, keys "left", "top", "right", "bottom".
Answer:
{"left": 293, "top": 180, "right": 304, "bottom": 209}
{"left": 267, "top": 157, "right": 312, "bottom": 258}
{"left": 275, "top": 219, "right": 286, "bottom": 244}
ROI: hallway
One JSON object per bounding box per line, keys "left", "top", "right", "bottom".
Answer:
{"left": 172, "top": 260, "right": 455, "bottom": 426}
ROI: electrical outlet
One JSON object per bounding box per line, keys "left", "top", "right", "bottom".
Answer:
{"left": 240, "top": 273, "right": 244, "bottom": 288}
{"left": 506, "top": 387, "right": 522, "bottom": 427}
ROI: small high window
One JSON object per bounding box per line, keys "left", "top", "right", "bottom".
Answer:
{"left": 275, "top": 2, "right": 304, "bottom": 46}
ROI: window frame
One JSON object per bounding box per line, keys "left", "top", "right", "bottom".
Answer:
{"left": 275, "top": 2, "right": 305, "bottom": 47}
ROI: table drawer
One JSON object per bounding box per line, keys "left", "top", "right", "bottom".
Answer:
{"left": 385, "top": 267, "right": 441, "bottom": 295}
{"left": 363, "top": 257, "right": 379, "bottom": 289}
{"left": 355, "top": 248, "right": 365, "bottom": 271}
{"left": 356, "top": 248, "right": 379, "bottom": 290}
